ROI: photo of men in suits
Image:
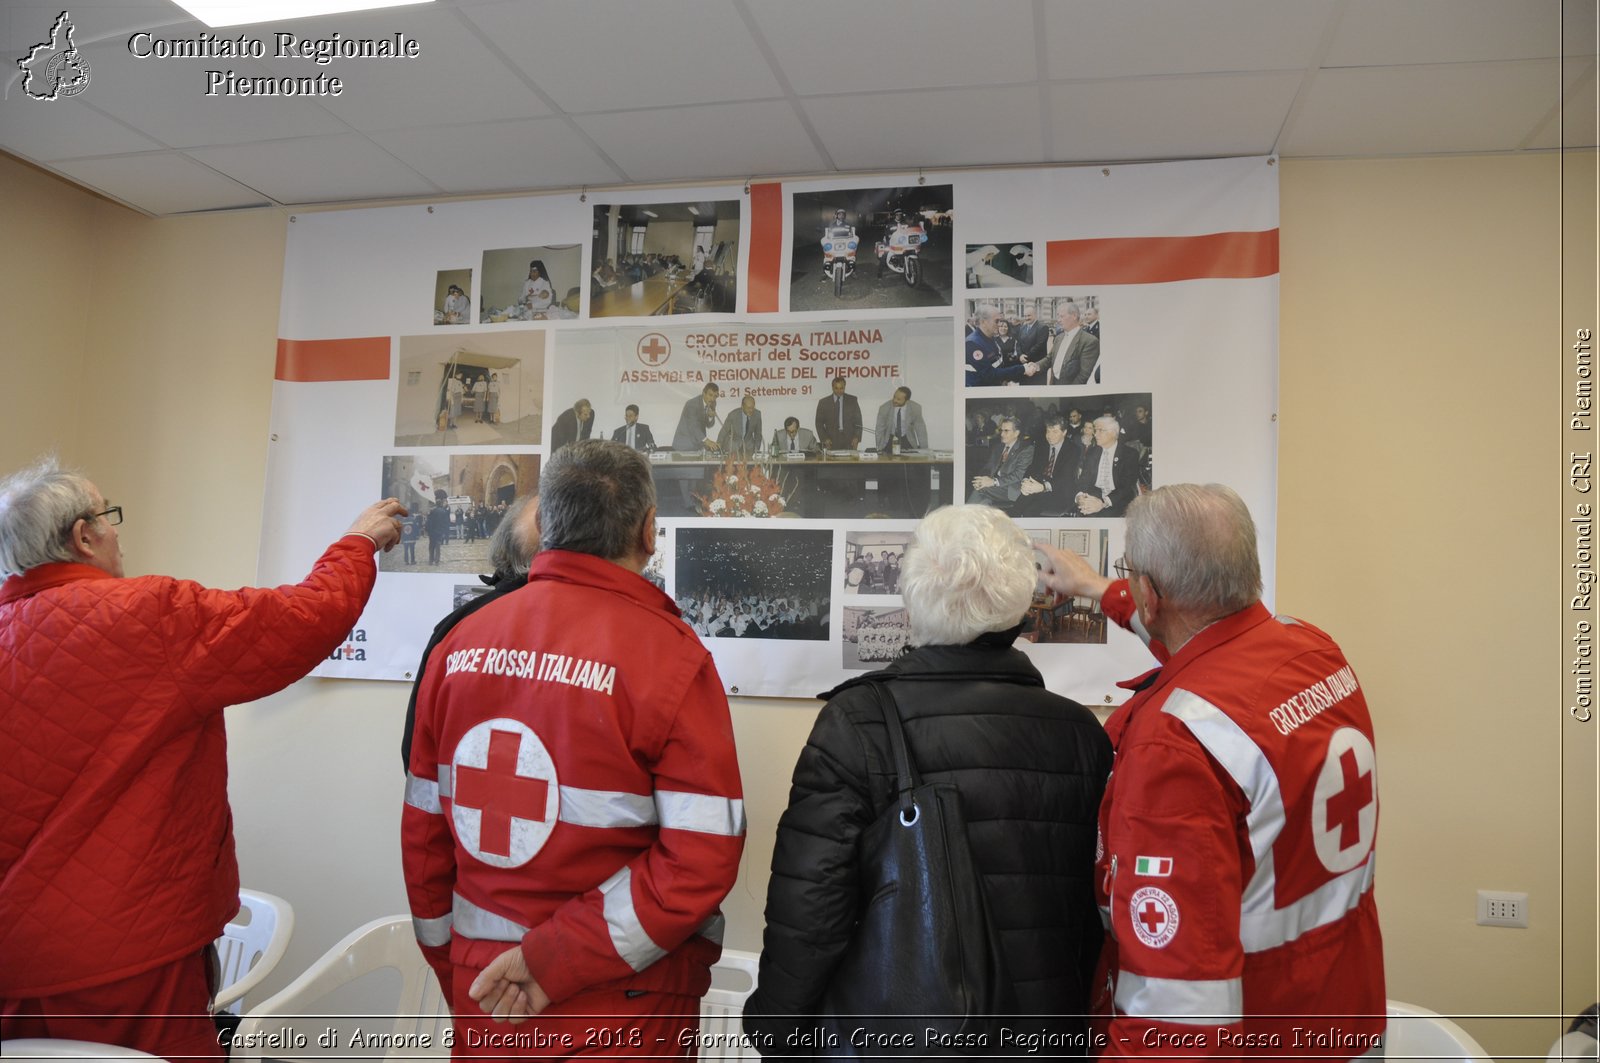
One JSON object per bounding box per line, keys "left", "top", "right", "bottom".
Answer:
{"left": 550, "top": 398, "right": 594, "bottom": 451}
{"left": 611, "top": 404, "right": 656, "bottom": 452}
{"left": 814, "top": 376, "right": 863, "bottom": 450}
{"left": 1014, "top": 415, "right": 1078, "bottom": 516}
{"left": 874, "top": 386, "right": 928, "bottom": 451}
{"left": 967, "top": 416, "right": 1034, "bottom": 507}
{"left": 717, "top": 395, "right": 765, "bottom": 457}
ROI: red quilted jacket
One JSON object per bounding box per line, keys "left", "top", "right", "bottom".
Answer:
{"left": 0, "top": 536, "right": 377, "bottom": 997}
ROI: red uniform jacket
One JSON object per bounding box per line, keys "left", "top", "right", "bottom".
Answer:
{"left": 1093, "top": 581, "right": 1385, "bottom": 1059}
{"left": 402, "top": 550, "right": 744, "bottom": 1007}
{"left": 0, "top": 537, "right": 378, "bottom": 996}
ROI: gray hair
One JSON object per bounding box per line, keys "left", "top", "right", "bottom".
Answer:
{"left": 900, "top": 505, "right": 1035, "bottom": 646}
{"left": 538, "top": 440, "right": 655, "bottom": 561}
{"left": 975, "top": 303, "right": 999, "bottom": 325}
{"left": 1125, "top": 483, "right": 1262, "bottom": 615}
{"left": 0, "top": 456, "right": 98, "bottom": 577}
{"left": 487, "top": 495, "right": 540, "bottom": 582}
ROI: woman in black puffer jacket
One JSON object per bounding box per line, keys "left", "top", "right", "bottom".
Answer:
{"left": 744, "top": 505, "right": 1113, "bottom": 1057}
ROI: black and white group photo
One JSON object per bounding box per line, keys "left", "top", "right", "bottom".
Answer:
{"left": 674, "top": 528, "right": 832, "bottom": 640}
{"left": 842, "top": 531, "right": 912, "bottom": 595}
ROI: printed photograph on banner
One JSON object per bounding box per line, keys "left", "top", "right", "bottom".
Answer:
{"left": 674, "top": 528, "right": 832, "bottom": 641}
{"left": 394, "top": 332, "right": 545, "bottom": 447}
{"left": 964, "top": 295, "right": 1101, "bottom": 387}
{"left": 1015, "top": 527, "right": 1111, "bottom": 646}
{"left": 479, "top": 245, "right": 581, "bottom": 321}
{"left": 379, "top": 452, "right": 540, "bottom": 574}
{"left": 552, "top": 319, "right": 957, "bottom": 520}
{"left": 434, "top": 268, "right": 473, "bottom": 326}
{"left": 453, "top": 582, "right": 491, "bottom": 609}
{"left": 843, "top": 530, "right": 911, "bottom": 596}
{"left": 645, "top": 525, "right": 669, "bottom": 592}
{"left": 590, "top": 201, "right": 740, "bottom": 317}
{"left": 789, "top": 185, "right": 954, "bottom": 312}
{"left": 965, "top": 242, "right": 1034, "bottom": 288}
{"left": 842, "top": 605, "right": 909, "bottom": 671}
{"left": 966, "top": 393, "right": 1152, "bottom": 518}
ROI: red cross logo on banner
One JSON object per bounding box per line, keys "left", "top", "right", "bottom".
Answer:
{"left": 637, "top": 333, "right": 671, "bottom": 366}
{"left": 1311, "top": 727, "right": 1377, "bottom": 874}
{"left": 450, "top": 719, "right": 559, "bottom": 869}
{"left": 1128, "top": 886, "right": 1179, "bottom": 949}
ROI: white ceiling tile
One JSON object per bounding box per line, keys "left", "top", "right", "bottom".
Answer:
{"left": 186, "top": 133, "right": 437, "bottom": 203}
{"left": 252, "top": 7, "right": 551, "bottom": 130}
{"left": 1041, "top": 0, "right": 1335, "bottom": 79}
{"left": 746, "top": 0, "right": 1036, "bottom": 95}
{"left": 0, "top": 96, "right": 164, "bottom": 161}
{"left": 49, "top": 150, "right": 268, "bottom": 214}
{"left": 803, "top": 86, "right": 1043, "bottom": 171}
{"left": 461, "top": 0, "right": 782, "bottom": 113}
{"left": 67, "top": 34, "right": 349, "bottom": 148}
{"left": 1281, "top": 60, "right": 1566, "bottom": 156}
{"left": 1047, "top": 73, "right": 1298, "bottom": 161}
{"left": 574, "top": 100, "right": 826, "bottom": 183}
{"left": 372, "top": 118, "right": 622, "bottom": 191}
{"left": 1326, "top": 0, "right": 1564, "bottom": 66}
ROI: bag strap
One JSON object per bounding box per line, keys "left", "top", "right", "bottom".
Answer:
{"left": 869, "top": 681, "right": 919, "bottom": 797}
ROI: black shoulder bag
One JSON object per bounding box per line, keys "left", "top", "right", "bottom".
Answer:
{"left": 818, "top": 682, "right": 1015, "bottom": 1055}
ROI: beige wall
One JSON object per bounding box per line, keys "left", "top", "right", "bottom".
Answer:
{"left": 2, "top": 151, "right": 1592, "bottom": 1059}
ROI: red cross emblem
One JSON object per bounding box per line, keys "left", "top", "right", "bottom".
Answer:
{"left": 450, "top": 719, "right": 559, "bottom": 868}
{"left": 1311, "top": 727, "right": 1377, "bottom": 874}
{"left": 1128, "top": 886, "right": 1179, "bottom": 948}
{"left": 637, "top": 332, "right": 671, "bottom": 366}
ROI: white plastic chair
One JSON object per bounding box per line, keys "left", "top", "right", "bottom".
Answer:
{"left": 232, "top": 915, "right": 450, "bottom": 1062}
{"left": 700, "top": 948, "right": 760, "bottom": 1061}
{"left": 0, "top": 1040, "right": 163, "bottom": 1060}
{"left": 1386, "top": 999, "right": 1494, "bottom": 1062}
{"left": 213, "top": 889, "right": 295, "bottom": 1016}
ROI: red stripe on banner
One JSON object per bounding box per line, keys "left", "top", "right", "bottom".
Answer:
{"left": 747, "top": 182, "right": 783, "bottom": 313}
{"left": 1045, "top": 230, "right": 1279, "bottom": 285}
{"left": 275, "top": 337, "right": 390, "bottom": 382}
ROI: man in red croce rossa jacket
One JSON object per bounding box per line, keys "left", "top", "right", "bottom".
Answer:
{"left": 0, "top": 456, "right": 404, "bottom": 1058}
{"left": 403, "top": 439, "right": 744, "bottom": 1055}
{"left": 1036, "top": 483, "right": 1384, "bottom": 1061}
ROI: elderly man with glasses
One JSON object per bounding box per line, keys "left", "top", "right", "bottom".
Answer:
{"left": 1034, "top": 483, "right": 1384, "bottom": 1060}
{"left": 0, "top": 456, "right": 405, "bottom": 1059}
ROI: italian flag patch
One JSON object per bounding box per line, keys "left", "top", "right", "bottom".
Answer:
{"left": 1134, "top": 855, "right": 1173, "bottom": 877}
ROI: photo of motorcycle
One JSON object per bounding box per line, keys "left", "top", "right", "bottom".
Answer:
{"left": 822, "top": 223, "right": 858, "bottom": 298}
{"left": 875, "top": 211, "right": 927, "bottom": 288}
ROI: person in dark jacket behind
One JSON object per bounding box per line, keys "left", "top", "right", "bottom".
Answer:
{"left": 743, "top": 504, "right": 1112, "bottom": 1055}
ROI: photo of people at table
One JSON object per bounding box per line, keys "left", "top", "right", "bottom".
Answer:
{"left": 479, "top": 244, "right": 582, "bottom": 321}
{"left": 965, "top": 393, "right": 1152, "bottom": 518}
{"left": 590, "top": 201, "right": 739, "bottom": 317}
{"left": 789, "top": 184, "right": 954, "bottom": 312}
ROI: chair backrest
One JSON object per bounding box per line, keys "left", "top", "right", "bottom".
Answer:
{"left": 232, "top": 916, "right": 450, "bottom": 1062}
{"left": 699, "top": 949, "right": 760, "bottom": 1061}
{"left": 1386, "top": 999, "right": 1494, "bottom": 1062}
{"left": 0, "top": 1039, "right": 163, "bottom": 1060}
{"left": 213, "top": 889, "right": 295, "bottom": 1016}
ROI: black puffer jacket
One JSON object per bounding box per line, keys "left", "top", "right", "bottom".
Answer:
{"left": 744, "top": 634, "right": 1113, "bottom": 1053}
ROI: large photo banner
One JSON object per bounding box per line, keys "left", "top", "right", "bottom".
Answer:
{"left": 258, "top": 157, "right": 1279, "bottom": 702}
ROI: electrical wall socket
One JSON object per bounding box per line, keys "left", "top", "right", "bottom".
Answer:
{"left": 1476, "top": 890, "right": 1529, "bottom": 928}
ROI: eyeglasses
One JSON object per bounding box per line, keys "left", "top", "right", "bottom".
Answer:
{"left": 1113, "top": 557, "right": 1159, "bottom": 596}
{"left": 89, "top": 506, "right": 123, "bottom": 527}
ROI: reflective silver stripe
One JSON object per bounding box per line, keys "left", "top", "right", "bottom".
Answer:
{"left": 1163, "top": 690, "right": 1284, "bottom": 923}
{"left": 697, "top": 911, "right": 726, "bottom": 945}
{"left": 412, "top": 913, "right": 452, "bottom": 947}
{"left": 1098, "top": 905, "right": 1112, "bottom": 931}
{"left": 404, "top": 773, "right": 442, "bottom": 814}
{"left": 656, "top": 791, "right": 746, "bottom": 836}
{"left": 559, "top": 786, "right": 657, "bottom": 828}
{"left": 600, "top": 867, "right": 667, "bottom": 971}
{"left": 436, "top": 764, "right": 452, "bottom": 799}
{"left": 1275, "top": 614, "right": 1303, "bottom": 626}
{"left": 452, "top": 892, "right": 528, "bottom": 942}
{"left": 1241, "top": 855, "right": 1376, "bottom": 953}
{"left": 1114, "top": 972, "right": 1242, "bottom": 1024}
{"left": 1129, "top": 609, "right": 1154, "bottom": 648}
